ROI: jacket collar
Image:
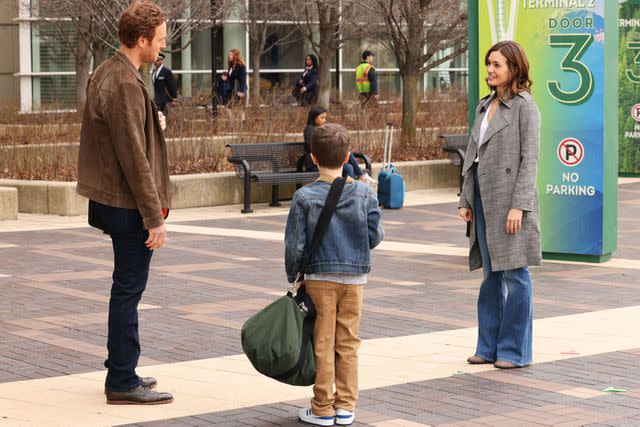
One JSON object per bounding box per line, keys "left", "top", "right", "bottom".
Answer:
{"left": 317, "top": 174, "right": 354, "bottom": 184}
{"left": 479, "top": 92, "right": 515, "bottom": 112}
{"left": 113, "top": 50, "right": 145, "bottom": 85}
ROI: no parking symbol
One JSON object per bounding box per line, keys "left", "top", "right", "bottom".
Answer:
{"left": 557, "top": 138, "right": 584, "bottom": 167}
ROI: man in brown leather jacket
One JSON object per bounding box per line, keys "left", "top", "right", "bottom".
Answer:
{"left": 76, "top": 0, "right": 172, "bottom": 405}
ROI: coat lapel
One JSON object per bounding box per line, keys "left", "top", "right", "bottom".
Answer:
{"left": 479, "top": 104, "right": 510, "bottom": 148}
{"left": 471, "top": 96, "right": 492, "bottom": 145}
{"left": 463, "top": 97, "right": 491, "bottom": 174}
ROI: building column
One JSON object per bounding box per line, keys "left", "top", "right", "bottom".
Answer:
{"left": 18, "top": 0, "right": 33, "bottom": 112}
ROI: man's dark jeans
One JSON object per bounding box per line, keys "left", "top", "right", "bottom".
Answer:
{"left": 90, "top": 201, "right": 153, "bottom": 392}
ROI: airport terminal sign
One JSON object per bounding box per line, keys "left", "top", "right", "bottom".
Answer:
{"left": 474, "top": 0, "right": 618, "bottom": 260}
{"left": 619, "top": 0, "right": 640, "bottom": 175}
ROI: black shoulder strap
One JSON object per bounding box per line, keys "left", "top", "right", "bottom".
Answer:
{"left": 299, "top": 177, "right": 346, "bottom": 274}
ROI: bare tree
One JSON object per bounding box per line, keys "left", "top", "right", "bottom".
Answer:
{"left": 358, "top": 0, "right": 467, "bottom": 145}
{"left": 246, "top": 0, "right": 299, "bottom": 103}
{"left": 279, "top": 0, "right": 360, "bottom": 109}
{"left": 24, "top": 0, "right": 225, "bottom": 113}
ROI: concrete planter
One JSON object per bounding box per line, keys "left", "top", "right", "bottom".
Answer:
{"left": 0, "top": 187, "right": 18, "bottom": 220}
{"left": 0, "top": 159, "right": 459, "bottom": 216}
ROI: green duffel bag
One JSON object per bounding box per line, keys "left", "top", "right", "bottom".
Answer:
{"left": 241, "top": 285, "right": 317, "bottom": 386}
{"left": 241, "top": 178, "right": 346, "bottom": 386}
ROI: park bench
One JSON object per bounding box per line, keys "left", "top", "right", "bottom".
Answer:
{"left": 227, "top": 142, "right": 372, "bottom": 213}
{"left": 440, "top": 134, "right": 469, "bottom": 195}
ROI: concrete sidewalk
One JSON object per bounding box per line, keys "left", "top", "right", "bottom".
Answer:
{"left": 0, "top": 183, "right": 639, "bottom": 426}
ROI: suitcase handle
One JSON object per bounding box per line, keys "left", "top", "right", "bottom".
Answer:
{"left": 383, "top": 124, "right": 394, "bottom": 170}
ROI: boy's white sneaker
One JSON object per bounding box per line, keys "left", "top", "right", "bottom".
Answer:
{"left": 335, "top": 408, "right": 355, "bottom": 426}
{"left": 298, "top": 408, "right": 335, "bottom": 426}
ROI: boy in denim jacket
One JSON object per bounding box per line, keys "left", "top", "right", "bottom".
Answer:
{"left": 285, "top": 123, "right": 384, "bottom": 426}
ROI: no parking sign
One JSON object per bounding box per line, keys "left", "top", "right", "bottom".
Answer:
{"left": 557, "top": 138, "right": 584, "bottom": 167}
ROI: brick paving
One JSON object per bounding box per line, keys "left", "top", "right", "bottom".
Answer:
{"left": 1, "top": 183, "right": 640, "bottom": 425}
{"left": 122, "top": 350, "right": 640, "bottom": 427}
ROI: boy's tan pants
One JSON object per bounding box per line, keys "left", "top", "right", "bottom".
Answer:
{"left": 304, "top": 280, "right": 364, "bottom": 416}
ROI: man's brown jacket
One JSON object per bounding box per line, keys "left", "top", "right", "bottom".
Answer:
{"left": 77, "top": 50, "right": 171, "bottom": 229}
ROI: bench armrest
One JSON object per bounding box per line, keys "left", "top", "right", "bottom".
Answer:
{"left": 441, "top": 146, "right": 466, "bottom": 165}
{"left": 352, "top": 152, "right": 372, "bottom": 175}
{"left": 228, "top": 156, "right": 252, "bottom": 178}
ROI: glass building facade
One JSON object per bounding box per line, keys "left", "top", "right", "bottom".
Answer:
{"left": 17, "top": 1, "right": 468, "bottom": 111}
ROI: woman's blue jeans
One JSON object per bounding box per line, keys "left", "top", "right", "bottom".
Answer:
{"left": 473, "top": 170, "right": 533, "bottom": 366}
{"left": 342, "top": 154, "right": 363, "bottom": 179}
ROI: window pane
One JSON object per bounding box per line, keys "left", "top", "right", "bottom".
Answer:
{"left": 259, "top": 25, "right": 309, "bottom": 70}
{"left": 178, "top": 72, "right": 213, "bottom": 98}
{"left": 31, "top": 22, "right": 75, "bottom": 72}
{"left": 33, "top": 76, "right": 76, "bottom": 109}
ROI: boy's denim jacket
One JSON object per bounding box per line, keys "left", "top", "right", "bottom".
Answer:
{"left": 285, "top": 175, "right": 384, "bottom": 283}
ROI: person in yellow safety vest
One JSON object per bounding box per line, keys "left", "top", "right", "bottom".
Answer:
{"left": 355, "top": 50, "right": 379, "bottom": 105}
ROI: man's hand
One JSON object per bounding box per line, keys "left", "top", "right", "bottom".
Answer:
{"left": 459, "top": 208, "right": 473, "bottom": 222}
{"left": 158, "top": 111, "right": 166, "bottom": 131}
{"left": 373, "top": 94, "right": 379, "bottom": 101}
{"left": 506, "top": 209, "right": 523, "bottom": 234}
{"left": 145, "top": 224, "right": 167, "bottom": 250}
{"left": 300, "top": 87, "right": 307, "bottom": 93}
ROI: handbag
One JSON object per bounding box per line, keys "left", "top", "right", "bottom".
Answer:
{"left": 241, "top": 177, "right": 346, "bottom": 386}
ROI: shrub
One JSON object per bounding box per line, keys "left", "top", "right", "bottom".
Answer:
{"left": 0, "top": 90, "right": 468, "bottom": 181}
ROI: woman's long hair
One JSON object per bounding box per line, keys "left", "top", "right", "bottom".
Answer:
{"left": 306, "top": 105, "right": 327, "bottom": 126}
{"left": 306, "top": 54, "right": 318, "bottom": 68}
{"left": 228, "top": 48, "right": 246, "bottom": 68}
{"left": 485, "top": 40, "right": 532, "bottom": 97}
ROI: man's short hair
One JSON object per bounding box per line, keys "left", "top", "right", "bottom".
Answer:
{"left": 362, "top": 50, "right": 374, "bottom": 61}
{"left": 118, "top": 1, "right": 166, "bottom": 49}
{"left": 311, "top": 124, "right": 350, "bottom": 168}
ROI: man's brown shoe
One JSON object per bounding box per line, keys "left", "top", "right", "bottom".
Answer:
{"left": 104, "top": 376, "right": 157, "bottom": 395}
{"left": 106, "top": 386, "right": 173, "bottom": 405}
{"left": 467, "top": 355, "right": 491, "bottom": 364}
{"left": 494, "top": 360, "right": 518, "bottom": 369}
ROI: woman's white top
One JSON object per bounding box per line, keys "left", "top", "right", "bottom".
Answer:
{"left": 474, "top": 109, "right": 490, "bottom": 163}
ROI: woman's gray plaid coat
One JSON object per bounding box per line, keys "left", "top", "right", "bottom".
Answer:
{"left": 458, "top": 91, "right": 542, "bottom": 272}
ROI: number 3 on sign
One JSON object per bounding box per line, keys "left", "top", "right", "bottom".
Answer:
{"left": 547, "top": 34, "right": 594, "bottom": 105}
{"left": 626, "top": 41, "right": 640, "bottom": 84}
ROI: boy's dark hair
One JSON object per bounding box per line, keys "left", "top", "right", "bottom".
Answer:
{"left": 118, "top": 1, "right": 166, "bottom": 48}
{"left": 310, "top": 123, "right": 350, "bottom": 168}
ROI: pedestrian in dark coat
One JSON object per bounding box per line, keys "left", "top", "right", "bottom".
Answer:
{"left": 294, "top": 54, "right": 319, "bottom": 106}
{"left": 227, "top": 48, "right": 247, "bottom": 105}
{"left": 151, "top": 52, "right": 177, "bottom": 113}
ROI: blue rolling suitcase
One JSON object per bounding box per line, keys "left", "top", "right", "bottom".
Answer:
{"left": 377, "top": 123, "right": 405, "bottom": 209}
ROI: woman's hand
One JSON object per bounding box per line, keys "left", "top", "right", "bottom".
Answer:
{"left": 237, "top": 92, "right": 245, "bottom": 98}
{"left": 506, "top": 209, "right": 523, "bottom": 234}
{"left": 459, "top": 208, "right": 473, "bottom": 222}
